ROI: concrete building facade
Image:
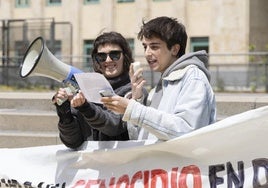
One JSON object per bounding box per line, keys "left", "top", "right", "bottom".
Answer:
{"left": 0, "top": 0, "right": 267, "bottom": 69}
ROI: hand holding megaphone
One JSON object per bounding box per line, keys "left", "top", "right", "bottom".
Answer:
{"left": 20, "top": 36, "right": 83, "bottom": 105}
{"left": 52, "top": 84, "right": 78, "bottom": 106}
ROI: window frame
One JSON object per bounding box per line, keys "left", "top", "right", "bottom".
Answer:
{"left": 83, "top": 40, "right": 94, "bottom": 71}
{"left": 117, "top": 0, "right": 135, "bottom": 3}
{"left": 190, "top": 37, "right": 209, "bottom": 53}
{"left": 153, "top": 0, "right": 170, "bottom": 2}
{"left": 46, "top": 0, "right": 62, "bottom": 6}
{"left": 15, "top": 0, "right": 30, "bottom": 8}
{"left": 126, "top": 38, "right": 135, "bottom": 55}
{"left": 84, "top": 0, "right": 100, "bottom": 5}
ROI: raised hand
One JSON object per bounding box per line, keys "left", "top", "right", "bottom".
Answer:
{"left": 129, "top": 63, "right": 146, "bottom": 100}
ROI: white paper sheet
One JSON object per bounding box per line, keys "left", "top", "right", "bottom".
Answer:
{"left": 74, "top": 72, "right": 115, "bottom": 103}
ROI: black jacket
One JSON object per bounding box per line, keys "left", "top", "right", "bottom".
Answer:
{"left": 55, "top": 73, "right": 131, "bottom": 149}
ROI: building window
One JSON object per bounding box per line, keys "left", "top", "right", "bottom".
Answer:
{"left": 126, "top": 38, "right": 135, "bottom": 54}
{"left": 15, "top": 0, "right": 30, "bottom": 8}
{"left": 117, "top": 0, "right": 134, "bottom": 3}
{"left": 83, "top": 40, "right": 94, "bottom": 71}
{"left": 15, "top": 41, "right": 26, "bottom": 57}
{"left": 46, "top": 0, "right": 61, "bottom": 6}
{"left": 190, "top": 37, "right": 209, "bottom": 53}
{"left": 47, "top": 40, "right": 62, "bottom": 56}
{"left": 84, "top": 0, "right": 99, "bottom": 4}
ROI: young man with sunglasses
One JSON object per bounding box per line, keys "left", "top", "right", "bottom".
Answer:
{"left": 53, "top": 32, "right": 147, "bottom": 149}
{"left": 102, "top": 17, "right": 216, "bottom": 141}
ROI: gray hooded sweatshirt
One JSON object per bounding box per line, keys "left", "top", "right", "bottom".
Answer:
{"left": 124, "top": 50, "right": 216, "bottom": 141}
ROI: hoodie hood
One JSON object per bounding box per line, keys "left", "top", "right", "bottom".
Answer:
{"left": 162, "top": 50, "right": 210, "bottom": 81}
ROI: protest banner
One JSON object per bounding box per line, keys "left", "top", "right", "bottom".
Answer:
{"left": 1, "top": 106, "right": 268, "bottom": 188}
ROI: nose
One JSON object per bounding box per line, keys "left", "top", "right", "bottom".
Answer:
{"left": 144, "top": 46, "right": 152, "bottom": 56}
{"left": 105, "top": 55, "right": 113, "bottom": 62}
{"left": 144, "top": 46, "right": 151, "bottom": 55}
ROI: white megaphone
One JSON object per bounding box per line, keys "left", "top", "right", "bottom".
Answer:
{"left": 20, "top": 36, "right": 83, "bottom": 105}
{"left": 20, "top": 36, "right": 83, "bottom": 85}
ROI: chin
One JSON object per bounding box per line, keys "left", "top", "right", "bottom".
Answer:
{"left": 151, "top": 66, "right": 159, "bottom": 72}
{"left": 105, "top": 72, "right": 120, "bottom": 78}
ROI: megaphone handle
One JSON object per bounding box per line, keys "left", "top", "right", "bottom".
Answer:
{"left": 56, "top": 85, "right": 78, "bottom": 106}
{"left": 56, "top": 97, "right": 67, "bottom": 106}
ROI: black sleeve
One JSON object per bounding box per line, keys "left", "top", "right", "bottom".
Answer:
{"left": 75, "top": 102, "right": 127, "bottom": 137}
{"left": 74, "top": 83, "right": 133, "bottom": 138}
{"left": 55, "top": 101, "right": 92, "bottom": 149}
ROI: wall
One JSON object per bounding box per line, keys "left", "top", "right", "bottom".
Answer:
{"left": 0, "top": 0, "right": 268, "bottom": 69}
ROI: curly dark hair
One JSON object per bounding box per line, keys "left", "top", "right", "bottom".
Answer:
{"left": 91, "top": 31, "right": 134, "bottom": 74}
{"left": 138, "top": 16, "right": 188, "bottom": 58}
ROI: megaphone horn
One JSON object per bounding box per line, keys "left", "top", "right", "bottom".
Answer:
{"left": 20, "top": 36, "right": 83, "bottom": 86}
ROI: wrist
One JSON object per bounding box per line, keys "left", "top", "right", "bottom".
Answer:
{"left": 135, "top": 95, "right": 144, "bottom": 103}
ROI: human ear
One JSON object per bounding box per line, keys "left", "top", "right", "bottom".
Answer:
{"left": 171, "top": 44, "right": 180, "bottom": 56}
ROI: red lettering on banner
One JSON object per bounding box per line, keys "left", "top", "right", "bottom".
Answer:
{"left": 86, "top": 179, "right": 105, "bottom": 188}
{"left": 72, "top": 179, "right": 107, "bottom": 188}
{"left": 109, "top": 177, "right": 116, "bottom": 187}
{"left": 72, "top": 179, "right": 86, "bottom": 187}
{"left": 71, "top": 166, "right": 203, "bottom": 188}
{"left": 171, "top": 167, "right": 179, "bottom": 188}
{"left": 151, "top": 169, "right": 168, "bottom": 188}
{"left": 3, "top": 158, "right": 268, "bottom": 188}
{"left": 99, "top": 179, "right": 106, "bottom": 188}
{"left": 116, "top": 174, "right": 129, "bottom": 188}
{"left": 144, "top": 170, "right": 150, "bottom": 188}
{"left": 130, "top": 171, "right": 142, "bottom": 188}
{"left": 179, "top": 165, "right": 202, "bottom": 188}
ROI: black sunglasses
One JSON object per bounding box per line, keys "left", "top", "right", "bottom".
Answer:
{"left": 95, "top": 50, "right": 122, "bottom": 63}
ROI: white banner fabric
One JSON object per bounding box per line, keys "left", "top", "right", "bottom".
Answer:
{"left": 1, "top": 106, "right": 268, "bottom": 188}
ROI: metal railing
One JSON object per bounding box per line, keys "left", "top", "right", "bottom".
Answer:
{"left": 1, "top": 52, "right": 268, "bottom": 92}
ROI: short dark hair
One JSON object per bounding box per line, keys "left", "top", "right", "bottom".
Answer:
{"left": 91, "top": 31, "right": 134, "bottom": 73}
{"left": 137, "top": 16, "right": 188, "bottom": 58}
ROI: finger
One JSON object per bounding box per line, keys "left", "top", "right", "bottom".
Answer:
{"left": 100, "top": 96, "right": 117, "bottom": 103}
{"left": 57, "top": 91, "right": 66, "bottom": 97}
{"left": 57, "top": 91, "right": 67, "bottom": 99}
{"left": 74, "top": 92, "right": 82, "bottom": 100}
{"left": 59, "top": 88, "right": 66, "bottom": 92}
{"left": 132, "top": 77, "right": 144, "bottom": 88}
{"left": 102, "top": 97, "right": 117, "bottom": 105}
{"left": 131, "top": 70, "right": 143, "bottom": 83}
{"left": 100, "top": 97, "right": 110, "bottom": 103}
{"left": 102, "top": 101, "right": 113, "bottom": 110}
{"left": 70, "top": 100, "right": 76, "bottom": 107}
{"left": 129, "top": 64, "right": 134, "bottom": 77}
{"left": 75, "top": 98, "right": 85, "bottom": 107}
{"left": 77, "top": 90, "right": 85, "bottom": 98}
{"left": 134, "top": 68, "right": 143, "bottom": 77}
{"left": 74, "top": 91, "right": 85, "bottom": 101}
{"left": 137, "top": 80, "right": 147, "bottom": 88}
{"left": 71, "top": 98, "right": 81, "bottom": 107}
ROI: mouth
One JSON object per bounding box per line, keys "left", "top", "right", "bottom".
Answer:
{"left": 147, "top": 59, "right": 157, "bottom": 67}
{"left": 105, "top": 64, "right": 117, "bottom": 71}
